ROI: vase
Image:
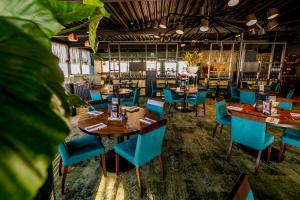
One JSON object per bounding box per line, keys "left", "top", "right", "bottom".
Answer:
{"left": 187, "top": 66, "right": 199, "bottom": 74}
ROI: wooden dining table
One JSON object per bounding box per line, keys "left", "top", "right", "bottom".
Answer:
{"left": 78, "top": 107, "right": 157, "bottom": 172}
{"left": 238, "top": 88, "right": 279, "bottom": 96}
{"left": 99, "top": 88, "right": 133, "bottom": 96}
{"left": 227, "top": 103, "right": 300, "bottom": 129}
{"left": 227, "top": 103, "right": 300, "bottom": 162}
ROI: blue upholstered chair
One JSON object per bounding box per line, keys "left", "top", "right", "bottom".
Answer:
{"left": 278, "top": 102, "right": 293, "bottom": 110}
{"left": 185, "top": 91, "right": 207, "bottom": 116}
{"left": 228, "top": 111, "right": 274, "bottom": 174}
{"left": 121, "top": 88, "right": 140, "bottom": 106}
{"left": 114, "top": 119, "right": 167, "bottom": 196}
{"left": 278, "top": 129, "right": 300, "bottom": 162}
{"left": 163, "top": 89, "right": 185, "bottom": 114}
{"left": 227, "top": 174, "right": 254, "bottom": 200}
{"left": 90, "top": 90, "right": 102, "bottom": 101}
{"left": 242, "top": 82, "right": 250, "bottom": 89}
{"left": 286, "top": 89, "right": 295, "bottom": 99}
{"left": 58, "top": 135, "right": 106, "bottom": 194}
{"left": 274, "top": 83, "right": 281, "bottom": 93}
{"left": 87, "top": 99, "right": 108, "bottom": 111}
{"left": 270, "top": 82, "right": 280, "bottom": 92}
{"left": 150, "top": 80, "right": 163, "bottom": 97}
{"left": 240, "top": 90, "right": 256, "bottom": 104}
{"left": 230, "top": 84, "right": 240, "bottom": 100}
{"left": 146, "top": 99, "right": 165, "bottom": 120}
{"left": 213, "top": 97, "right": 231, "bottom": 138}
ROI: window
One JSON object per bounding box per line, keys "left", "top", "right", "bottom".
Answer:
{"left": 51, "top": 42, "right": 69, "bottom": 77}
{"left": 178, "top": 61, "right": 188, "bottom": 74}
{"left": 70, "top": 48, "right": 81, "bottom": 74}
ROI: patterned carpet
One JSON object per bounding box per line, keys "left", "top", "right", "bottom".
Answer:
{"left": 53, "top": 98, "right": 300, "bottom": 200}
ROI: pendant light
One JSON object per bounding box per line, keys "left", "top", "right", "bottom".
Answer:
{"left": 159, "top": 17, "right": 167, "bottom": 29}
{"left": 249, "top": 28, "right": 256, "bottom": 36}
{"left": 176, "top": 23, "right": 184, "bottom": 34}
{"left": 84, "top": 40, "right": 90, "bottom": 47}
{"left": 267, "top": 20, "right": 279, "bottom": 30}
{"left": 246, "top": 14, "right": 257, "bottom": 26}
{"left": 68, "top": 33, "right": 78, "bottom": 42}
{"left": 267, "top": 8, "right": 279, "bottom": 20}
{"left": 228, "top": 0, "right": 239, "bottom": 7}
{"left": 200, "top": 19, "right": 209, "bottom": 32}
{"left": 153, "top": 34, "right": 160, "bottom": 39}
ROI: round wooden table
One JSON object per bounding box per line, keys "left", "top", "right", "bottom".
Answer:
{"left": 99, "top": 88, "right": 133, "bottom": 97}
{"left": 78, "top": 107, "right": 156, "bottom": 172}
{"left": 170, "top": 87, "right": 199, "bottom": 112}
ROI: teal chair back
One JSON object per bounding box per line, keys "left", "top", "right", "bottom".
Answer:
{"left": 230, "top": 84, "right": 239, "bottom": 97}
{"left": 286, "top": 89, "right": 294, "bottom": 99}
{"left": 242, "top": 82, "right": 250, "bottom": 89}
{"left": 134, "top": 119, "right": 167, "bottom": 167}
{"left": 194, "top": 91, "right": 207, "bottom": 105}
{"left": 150, "top": 80, "right": 155, "bottom": 92}
{"left": 273, "top": 83, "right": 281, "bottom": 92}
{"left": 90, "top": 90, "right": 102, "bottom": 101}
{"left": 133, "top": 88, "right": 140, "bottom": 105}
{"left": 270, "top": 82, "right": 277, "bottom": 91}
{"left": 240, "top": 90, "right": 256, "bottom": 104}
{"left": 231, "top": 112, "right": 267, "bottom": 150}
{"left": 216, "top": 98, "right": 228, "bottom": 122}
{"left": 176, "top": 79, "right": 181, "bottom": 87}
{"left": 279, "top": 102, "right": 293, "bottom": 110}
{"left": 88, "top": 99, "right": 108, "bottom": 111}
{"left": 163, "top": 89, "right": 174, "bottom": 104}
{"left": 146, "top": 99, "right": 165, "bottom": 120}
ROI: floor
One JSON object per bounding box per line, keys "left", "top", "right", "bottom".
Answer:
{"left": 53, "top": 97, "right": 300, "bottom": 200}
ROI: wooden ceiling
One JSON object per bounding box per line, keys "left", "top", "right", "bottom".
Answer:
{"left": 55, "top": 0, "right": 300, "bottom": 46}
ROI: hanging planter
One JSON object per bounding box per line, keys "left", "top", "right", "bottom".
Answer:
{"left": 186, "top": 66, "right": 199, "bottom": 74}
{"left": 183, "top": 49, "right": 203, "bottom": 74}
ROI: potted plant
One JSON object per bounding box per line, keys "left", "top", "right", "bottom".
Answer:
{"left": 183, "top": 49, "right": 203, "bottom": 74}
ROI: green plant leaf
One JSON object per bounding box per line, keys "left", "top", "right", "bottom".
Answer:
{"left": 0, "top": 0, "right": 63, "bottom": 37}
{"left": 67, "top": 94, "right": 88, "bottom": 108}
{"left": 83, "top": 0, "right": 104, "bottom": 7}
{"left": 0, "top": 1, "right": 70, "bottom": 199}
{"left": 45, "top": 0, "right": 96, "bottom": 25}
{"left": 88, "top": 8, "right": 104, "bottom": 52}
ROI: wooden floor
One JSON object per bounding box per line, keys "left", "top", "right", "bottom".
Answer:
{"left": 52, "top": 98, "right": 300, "bottom": 200}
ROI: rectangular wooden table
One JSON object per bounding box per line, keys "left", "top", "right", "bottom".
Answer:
{"left": 228, "top": 103, "right": 300, "bottom": 129}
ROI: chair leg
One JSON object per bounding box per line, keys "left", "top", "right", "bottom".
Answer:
{"left": 195, "top": 105, "right": 198, "bottom": 117}
{"left": 115, "top": 153, "right": 120, "bottom": 176}
{"left": 227, "top": 140, "right": 233, "bottom": 161}
{"left": 61, "top": 166, "right": 69, "bottom": 195}
{"left": 168, "top": 104, "right": 172, "bottom": 114}
{"left": 101, "top": 154, "right": 107, "bottom": 177}
{"left": 58, "top": 156, "right": 62, "bottom": 176}
{"left": 267, "top": 145, "right": 272, "bottom": 163}
{"left": 220, "top": 125, "right": 224, "bottom": 134}
{"left": 158, "top": 155, "right": 164, "bottom": 180}
{"left": 278, "top": 143, "right": 286, "bottom": 162}
{"left": 203, "top": 104, "right": 206, "bottom": 115}
{"left": 213, "top": 123, "right": 219, "bottom": 138}
{"left": 255, "top": 150, "right": 262, "bottom": 175}
{"left": 136, "top": 167, "right": 143, "bottom": 197}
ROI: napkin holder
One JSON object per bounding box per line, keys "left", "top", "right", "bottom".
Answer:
{"left": 109, "top": 97, "right": 120, "bottom": 118}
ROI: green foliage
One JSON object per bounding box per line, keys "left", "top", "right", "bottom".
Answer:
{"left": 0, "top": 0, "right": 107, "bottom": 199}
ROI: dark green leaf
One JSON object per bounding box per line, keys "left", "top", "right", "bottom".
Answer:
{"left": 45, "top": 0, "right": 96, "bottom": 25}
{"left": 0, "top": 1, "right": 70, "bottom": 199}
